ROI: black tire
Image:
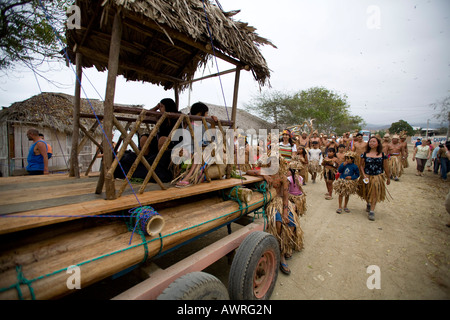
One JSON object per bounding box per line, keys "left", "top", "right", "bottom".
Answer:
{"left": 228, "top": 231, "right": 280, "bottom": 300}
{"left": 157, "top": 271, "right": 229, "bottom": 300}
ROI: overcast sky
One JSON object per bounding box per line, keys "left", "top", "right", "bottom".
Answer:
{"left": 0, "top": 0, "right": 449, "bottom": 126}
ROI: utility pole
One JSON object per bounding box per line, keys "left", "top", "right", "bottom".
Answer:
{"left": 426, "top": 119, "right": 429, "bottom": 139}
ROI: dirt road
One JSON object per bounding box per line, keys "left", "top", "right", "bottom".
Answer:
{"left": 271, "top": 150, "right": 450, "bottom": 300}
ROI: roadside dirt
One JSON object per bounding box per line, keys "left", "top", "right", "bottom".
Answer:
{"left": 271, "top": 148, "right": 450, "bottom": 300}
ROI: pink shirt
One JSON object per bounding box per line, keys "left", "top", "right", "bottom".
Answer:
{"left": 288, "top": 176, "right": 303, "bottom": 196}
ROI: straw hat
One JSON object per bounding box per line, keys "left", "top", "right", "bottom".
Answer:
{"left": 344, "top": 151, "right": 358, "bottom": 159}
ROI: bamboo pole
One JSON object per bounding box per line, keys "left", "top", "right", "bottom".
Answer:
{"left": 112, "top": 106, "right": 234, "bottom": 128}
{"left": 117, "top": 113, "right": 167, "bottom": 197}
{"left": 103, "top": 11, "right": 123, "bottom": 200}
{"left": 113, "top": 118, "right": 166, "bottom": 191}
{"left": 77, "top": 121, "right": 99, "bottom": 155}
{"left": 86, "top": 122, "right": 128, "bottom": 177}
{"left": 138, "top": 115, "right": 186, "bottom": 194}
{"left": 105, "top": 109, "right": 146, "bottom": 181}
{"left": 224, "top": 187, "right": 253, "bottom": 203}
{"left": 69, "top": 52, "right": 83, "bottom": 178}
{"left": 85, "top": 148, "right": 101, "bottom": 177}
{"left": 0, "top": 197, "right": 222, "bottom": 272}
{"left": 231, "top": 67, "right": 241, "bottom": 130}
{"left": 79, "top": 122, "right": 103, "bottom": 152}
{"left": 0, "top": 188, "right": 275, "bottom": 300}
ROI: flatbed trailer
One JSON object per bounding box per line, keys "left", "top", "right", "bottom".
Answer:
{"left": 0, "top": 173, "right": 280, "bottom": 300}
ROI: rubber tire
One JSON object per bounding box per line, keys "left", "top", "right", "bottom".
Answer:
{"left": 157, "top": 271, "right": 229, "bottom": 300}
{"left": 228, "top": 231, "right": 280, "bottom": 300}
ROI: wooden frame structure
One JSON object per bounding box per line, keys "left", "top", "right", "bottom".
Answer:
{"left": 66, "top": 0, "right": 274, "bottom": 200}
{"left": 0, "top": 1, "right": 278, "bottom": 301}
{"left": 77, "top": 106, "right": 233, "bottom": 197}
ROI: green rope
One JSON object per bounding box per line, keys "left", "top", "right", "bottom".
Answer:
{"left": 13, "top": 266, "right": 36, "bottom": 300}
{"left": 252, "top": 181, "right": 271, "bottom": 230}
{"left": 0, "top": 194, "right": 271, "bottom": 299}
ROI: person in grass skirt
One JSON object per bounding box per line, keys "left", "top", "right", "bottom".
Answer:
{"left": 358, "top": 136, "right": 392, "bottom": 221}
{"left": 247, "top": 157, "right": 304, "bottom": 275}
{"left": 333, "top": 151, "right": 360, "bottom": 214}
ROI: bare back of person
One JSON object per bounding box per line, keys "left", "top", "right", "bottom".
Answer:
{"left": 353, "top": 141, "right": 367, "bottom": 156}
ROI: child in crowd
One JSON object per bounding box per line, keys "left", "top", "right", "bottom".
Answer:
{"left": 322, "top": 147, "right": 339, "bottom": 200}
{"left": 336, "top": 144, "right": 346, "bottom": 166}
{"left": 333, "top": 152, "right": 360, "bottom": 214}
{"left": 287, "top": 167, "right": 307, "bottom": 217}
{"left": 308, "top": 141, "right": 322, "bottom": 183}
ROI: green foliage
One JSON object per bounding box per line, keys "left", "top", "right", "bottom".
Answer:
{"left": 388, "top": 120, "right": 414, "bottom": 136}
{"left": 0, "top": 0, "right": 69, "bottom": 71}
{"left": 244, "top": 90, "right": 294, "bottom": 127}
{"left": 292, "top": 87, "right": 365, "bottom": 134}
{"left": 245, "top": 86, "right": 365, "bottom": 134}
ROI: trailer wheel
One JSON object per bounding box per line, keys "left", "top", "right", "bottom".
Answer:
{"left": 156, "top": 271, "right": 229, "bottom": 300}
{"left": 228, "top": 231, "right": 280, "bottom": 300}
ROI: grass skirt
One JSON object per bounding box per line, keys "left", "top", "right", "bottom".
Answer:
{"left": 322, "top": 167, "right": 337, "bottom": 181}
{"left": 333, "top": 178, "right": 358, "bottom": 197}
{"left": 389, "top": 155, "right": 403, "bottom": 177}
{"left": 289, "top": 193, "right": 307, "bottom": 217}
{"left": 402, "top": 156, "right": 409, "bottom": 168}
{"left": 266, "top": 197, "right": 304, "bottom": 255}
{"left": 357, "top": 174, "right": 392, "bottom": 203}
{"left": 308, "top": 160, "right": 322, "bottom": 174}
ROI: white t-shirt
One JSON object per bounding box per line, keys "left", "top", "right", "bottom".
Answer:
{"left": 308, "top": 148, "right": 323, "bottom": 164}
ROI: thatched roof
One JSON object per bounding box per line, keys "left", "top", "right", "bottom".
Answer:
{"left": 0, "top": 92, "right": 141, "bottom": 134}
{"left": 181, "top": 103, "right": 277, "bottom": 131}
{"left": 66, "top": 0, "right": 275, "bottom": 91}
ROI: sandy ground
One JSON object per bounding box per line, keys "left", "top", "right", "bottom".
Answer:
{"left": 271, "top": 150, "right": 450, "bottom": 300}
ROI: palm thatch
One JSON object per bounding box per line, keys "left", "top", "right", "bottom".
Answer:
{"left": 65, "top": 0, "right": 275, "bottom": 91}
{"left": 0, "top": 92, "right": 142, "bottom": 134}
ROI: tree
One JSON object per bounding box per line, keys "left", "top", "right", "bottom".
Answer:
{"left": 291, "top": 87, "right": 365, "bottom": 134}
{"left": 244, "top": 89, "right": 294, "bottom": 128}
{"left": 430, "top": 95, "right": 450, "bottom": 139}
{"left": 389, "top": 120, "right": 414, "bottom": 136}
{"left": 0, "top": 0, "right": 69, "bottom": 73}
{"left": 245, "top": 86, "right": 365, "bottom": 134}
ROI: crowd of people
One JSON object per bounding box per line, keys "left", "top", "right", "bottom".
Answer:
{"left": 248, "top": 127, "right": 450, "bottom": 275}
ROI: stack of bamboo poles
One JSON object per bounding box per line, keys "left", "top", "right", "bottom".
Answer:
{"left": 0, "top": 187, "right": 275, "bottom": 300}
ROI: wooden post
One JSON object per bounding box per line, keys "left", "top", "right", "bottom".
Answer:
{"left": 69, "top": 53, "right": 83, "bottom": 178}
{"left": 117, "top": 114, "right": 167, "bottom": 197}
{"left": 139, "top": 115, "right": 185, "bottom": 194}
{"left": 113, "top": 117, "right": 166, "bottom": 192}
{"left": 174, "top": 84, "right": 179, "bottom": 110}
{"left": 105, "top": 109, "right": 146, "bottom": 181}
{"left": 231, "top": 67, "right": 241, "bottom": 129}
{"left": 103, "top": 11, "right": 123, "bottom": 200}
